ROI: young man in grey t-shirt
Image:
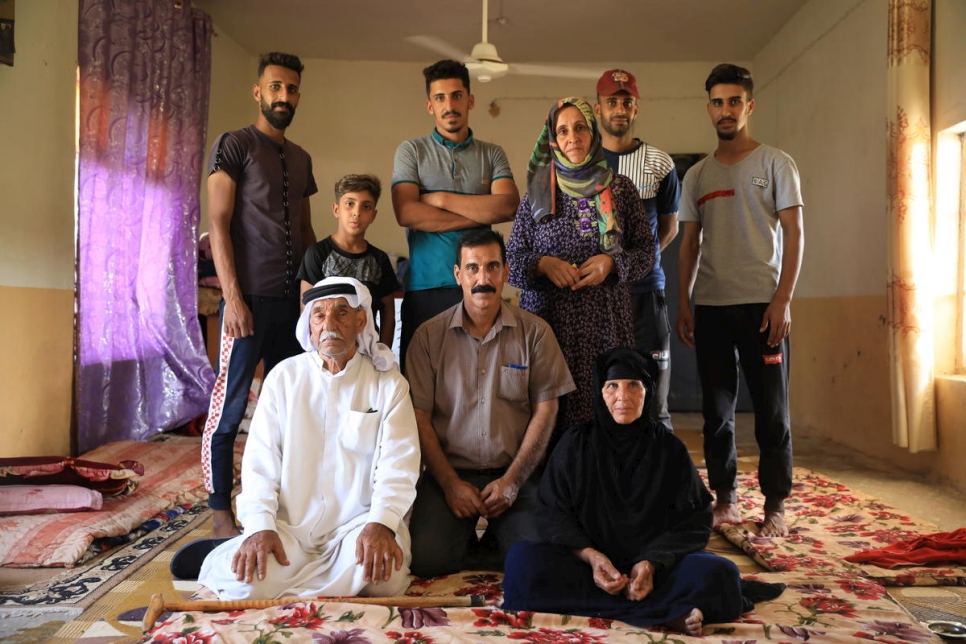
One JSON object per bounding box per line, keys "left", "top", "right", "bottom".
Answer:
{"left": 676, "top": 64, "right": 804, "bottom": 538}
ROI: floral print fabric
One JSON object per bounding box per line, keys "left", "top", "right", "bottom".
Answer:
{"left": 507, "top": 175, "right": 655, "bottom": 430}
{"left": 716, "top": 468, "right": 966, "bottom": 586}
{"left": 140, "top": 469, "right": 957, "bottom": 643}
{"left": 140, "top": 570, "right": 935, "bottom": 644}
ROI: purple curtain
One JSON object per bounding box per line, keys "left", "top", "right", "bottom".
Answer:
{"left": 77, "top": 0, "right": 214, "bottom": 453}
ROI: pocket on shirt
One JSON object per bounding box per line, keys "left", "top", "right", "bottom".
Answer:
{"left": 498, "top": 366, "right": 529, "bottom": 402}
{"left": 338, "top": 410, "right": 381, "bottom": 454}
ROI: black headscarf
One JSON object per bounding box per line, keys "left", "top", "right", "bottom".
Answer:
{"left": 537, "top": 347, "right": 713, "bottom": 573}
{"left": 592, "top": 347, "right": 657, "bottom": 459}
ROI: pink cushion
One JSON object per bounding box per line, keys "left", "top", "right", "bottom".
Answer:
{"left": 0, "top": 485, "right": 103, "bottom": 515}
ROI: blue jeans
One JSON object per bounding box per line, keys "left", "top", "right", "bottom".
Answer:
{"left": 201, "top": 295, "right": 301, "bottom": 511}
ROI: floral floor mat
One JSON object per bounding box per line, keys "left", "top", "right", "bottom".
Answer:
{"left": 138, "top": 570, "right": 938, "bottom": 644}
{"left": 716, "top": 467, "right": 966, "bottom": 585}
{"left": 45, "top": 464, "right": 955, "bottom": 644}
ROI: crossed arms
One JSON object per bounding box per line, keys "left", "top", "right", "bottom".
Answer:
{"left": 391, "top": 178, "right": 519, "bottom": 232}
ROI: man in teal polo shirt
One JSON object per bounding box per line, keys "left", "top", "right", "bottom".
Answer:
{"left": 392, "top": 59, "right": 519, "bottom": 369}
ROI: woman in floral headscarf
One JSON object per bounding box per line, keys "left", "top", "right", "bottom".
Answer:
{"left": 507, "top": 97, "right": 655, "bottom": 432}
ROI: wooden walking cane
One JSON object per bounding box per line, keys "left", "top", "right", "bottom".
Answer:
{"left": 142, "top": 592, "right": 489, "bottom": 632}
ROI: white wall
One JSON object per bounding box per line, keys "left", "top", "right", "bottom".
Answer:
{"left": 933, "top": 0, "right": 966, "bottom": 133}
{"left": 752, "top": 0, "right": 886, "bottom": 299}
{"left": 0, "top": 0, "right": 77, "bottom": 289}
{"left": 0, "top": 0, "right": 78, "bottom": 456}
{"left": 742, "top": 0, "right": 966, "bottom": 489}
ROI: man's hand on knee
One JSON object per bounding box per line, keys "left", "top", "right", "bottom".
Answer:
{"left": 442, "top": 479, "right": 487, "bottom": 519}
{"left": 480, "top": 476, "right": 518, "bottom": 518}
{"left": 231, "top": 530, "right": 289, "bottom": 583}
{"left": 356, "top": 523, "right": 403, "bottom": 583}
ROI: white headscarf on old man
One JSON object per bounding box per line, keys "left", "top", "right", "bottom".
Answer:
{"left": 295, "top": 276, "right": 396, "bottom": 372}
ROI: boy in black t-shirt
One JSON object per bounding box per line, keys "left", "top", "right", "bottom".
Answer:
{"left": 297, "top": 174, "right": 400, "bottom": 346}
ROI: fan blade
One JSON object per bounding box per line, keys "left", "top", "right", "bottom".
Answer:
{"left": 404, "top": 35, "right": 470, "bottom": 62}
{"left": 509, "top": 63, "right": 603, "bottom": 80}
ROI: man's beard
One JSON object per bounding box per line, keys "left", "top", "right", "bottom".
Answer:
{"left": 441, "top": 111, "right": 462, "bottom": 133}
{"left": 261, "top": 98, "right": 295, "bottom": 130}
{"left": 601, "top": 118, "right": 631, "bottom": 138}
{"left": 715, "top": 119, "right": 737, "bottom": 140}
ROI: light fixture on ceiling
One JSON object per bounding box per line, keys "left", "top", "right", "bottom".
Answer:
{"left": 489, "top": 0, "right": 510, "bottom": 27}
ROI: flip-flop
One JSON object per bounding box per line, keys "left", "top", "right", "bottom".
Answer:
{"left": 169, "top": 537, "right": 231, "bottom": 580}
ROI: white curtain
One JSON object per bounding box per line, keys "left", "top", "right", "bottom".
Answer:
{"left": 885, "top": 0, "right": 936, "bottom": 452}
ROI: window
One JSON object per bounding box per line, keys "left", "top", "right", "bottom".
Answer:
{"left": 935, "top": 123, "right": 966, "bottom": 373}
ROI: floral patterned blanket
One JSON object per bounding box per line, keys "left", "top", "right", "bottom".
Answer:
{"left": 137, "top": 466, "right": 958, "bottom": 643}
{"left": 139, "top": 570, "right": 939, "bottom": 644}
{"left": 717, "top": 468, "right": 966, "bottom": 586}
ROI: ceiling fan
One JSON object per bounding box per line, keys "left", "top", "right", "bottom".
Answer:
{"left": 406, "top": 0, "right": 601, "bottom": 83}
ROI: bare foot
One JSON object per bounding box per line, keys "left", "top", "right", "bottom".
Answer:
{"left": 664, "top": 608, "right": 703, "bottom": 636}
{"left": 712, "top": 502, "right": 742, "bottom": 530}
{"left": 212, "top": 509, "right": 241, "bottom": 538}
{"left": 760, "top": 510, "right": 789, "bottom": 537}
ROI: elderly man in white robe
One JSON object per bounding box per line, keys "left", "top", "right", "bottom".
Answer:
{"left": 192, "top": 276, "right": 420, "bottom": 600}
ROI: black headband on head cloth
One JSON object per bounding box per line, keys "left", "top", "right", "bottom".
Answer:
{"left": 596, "top": 347, "right": 655, "bottom": 392}
{"left": 302, "top": 283, "right": 357, "bottom": 306}
{"left": 605, "top": 361, "right": 645, "bottom": 382}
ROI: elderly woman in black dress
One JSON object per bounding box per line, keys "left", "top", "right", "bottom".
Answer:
{"left": 501, "top": 347, "right": 744, "bottom": 635}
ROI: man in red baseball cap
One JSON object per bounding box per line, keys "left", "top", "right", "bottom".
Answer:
{"left": 596, "top": 68, "right": 640, "bottom": 99}
{"left": 594, "top": 68, "right": 681, "bottom": 437}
